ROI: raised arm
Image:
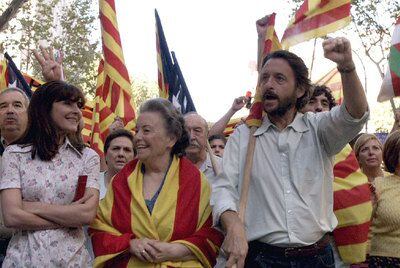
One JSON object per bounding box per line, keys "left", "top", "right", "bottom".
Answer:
{"left": 33, "top": 45, "right": 64, "bottom": 81}
{"left": 209, "top": 96, "right": 247, "bottom": 137}
{"left": 322, "top": 37, "right": 368, "bottom": 119}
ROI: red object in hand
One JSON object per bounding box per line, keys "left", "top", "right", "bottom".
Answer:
{"left": 73, "top": 175, "right": 87, "bottom": 202}
{"left": 245, "top": 91, "right": 252, "bottom": 109}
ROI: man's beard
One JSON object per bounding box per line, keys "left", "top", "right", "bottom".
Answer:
{"left": 263, "top": 90, "right": 297, "bottom": 117}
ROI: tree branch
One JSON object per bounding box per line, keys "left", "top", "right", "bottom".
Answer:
{"left": 0, "top": 0, "right": 29, "bottom": 32}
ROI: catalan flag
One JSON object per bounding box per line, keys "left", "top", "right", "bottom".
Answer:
{"left": 281, "top": 0, "right": 351, "bottom": 49}
{"left": 222, "top": 117, "right": 242, "bottom": 137}
{"left": 0, "top": 53, "right": 33, "bottom": 98}
{"left": 332, "top": 144, "right": 372, "bottom": 263}
{"left": 258, "top": 13, "right": 282, "bottom": 71}
{"left": 155, "top": 10, "right": 196, "bottom": 114}
{"left": 82, "top": 100, "right": 94, "bottom": 144}
{"left": 91, "top": 0, "right": 136, "bottom": 156}
{"left": 89, "top": 156, "right": 224, "bottom": 267}
{"left": 378, "top": 17, "right": 400, "bottom": 102}
{"left": 314, "top": 68, "right": 343, "bottom": 104}
{"left": 246, "top": 13, "right": 281, "bottom": 127}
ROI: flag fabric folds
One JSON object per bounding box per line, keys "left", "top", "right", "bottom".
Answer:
{"left": 314, "top": 68, "right": 343, "bottom": 104}
{"left": 91, "top": 0, "right": 136, "bottom": 156}
{"left": 332, "top": 144, "right": 372, "bottom": 264}
{"left": 89, "top": 156, "right": 224, "bottom": 268}
{"left": 0, "top": 53, "right": 33, "bottom": 98}
{"left": 378, "top": 17, "right": 400, "bottom": 102}
{"left": 155, "top": 10, "right": 196, "bottom": 114}
{"left": 281, "top": 0, "right": 351, "bottom": 49}
{"left": 246, "top": 13, "right": 281, "bottom": 127}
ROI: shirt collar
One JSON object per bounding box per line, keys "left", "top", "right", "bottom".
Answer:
{"left": 0, "top": 136, "right": 7, "bottom": 148}
{"left": 60, "top": 137, "right": 83, "bottom": 157}
{"left": 199, "top": 153, "right": 213, "bottom": 172}
{"left": 254, "top": 112, "right": 309, "bottom": 136}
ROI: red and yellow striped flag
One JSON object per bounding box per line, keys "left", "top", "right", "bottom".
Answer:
{"left": 246, "top": 14, "right": 282, "bottom": 127}
{"left": 91, "top": 0, "right": 136, "bottom": 156}
{"left": 81, "top": 100, "right": 94, "bottom": 144}
{"left": 222, "top": 117, "right": 242, "bottom": 137}
{"left": 333, "top": 144, "right": 372, "bottom": 263}
{"left": 314, "top": 68, "right": 343, "bottom": 104}
{"left": 89, "top": 156, "right": 224, "bottom": 267}
{"left": 281, "top": 0, "right": 351, "bottom": 49}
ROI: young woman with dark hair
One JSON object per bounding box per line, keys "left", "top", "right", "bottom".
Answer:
{"left": 0, "top": 81, "right": 100, "bottom": 266}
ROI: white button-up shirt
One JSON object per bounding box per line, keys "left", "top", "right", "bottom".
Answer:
{"left": 211, "top": 104, "right": 368, "bottom": 246}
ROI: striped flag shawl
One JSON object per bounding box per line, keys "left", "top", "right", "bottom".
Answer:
{"left": 89, "top": 156, "right": 223, "bottom": 268}
{"left": 333, "top": 144, "right": 372, "bottom": 263}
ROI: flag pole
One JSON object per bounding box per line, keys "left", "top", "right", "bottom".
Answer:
{"left": 206, "top": 141, "right": 221, "bottom": 176}
{"left": 390, "top": 98, "right": 397, "bottom": 114}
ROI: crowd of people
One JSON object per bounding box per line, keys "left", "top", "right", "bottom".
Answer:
{"left": 0, "top": 36, "right": 399, "bottom": 268}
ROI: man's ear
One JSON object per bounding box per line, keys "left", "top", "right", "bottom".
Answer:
{"left": 296, "top": 86, "right": 306, "bottom": 99}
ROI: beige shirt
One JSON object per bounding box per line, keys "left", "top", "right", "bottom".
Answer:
{"left": 199, "top": 153, "right": 222, "bottom": 185}
{"left": 0, "top": 141, "right": 14, "bottom": 239}
{"left": 370, "top": 174, "right": 400, "bottom": 258}
{"left": 211, "top": 105, "right": 368, "bottom": 246}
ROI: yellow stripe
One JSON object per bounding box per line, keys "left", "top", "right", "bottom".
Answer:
{"left": 334, "top": 173, "right": 367, "bottom": 191}
{"left": 335, "top": 202, "right": 373, "bottom": 228}
{"left": 102, "top": 31, "right": 125, "bottom": 63}
{"left": 173, "top": 240, "right": 211, "bottom": 268}
{"left": 100, "top": 0, "right": 119, "bottom": 32}
{"left": 334, "top": 144, "right": 352, "bottom": 164}
{"left": 152, "top": 156, "right": 179, "bottom": 241}
{"left": 306, "top": 0, "right": 350, "bottom": 19}
{"left": 288, "top": 0, "right": 349, "bottom": 25}
{"left": 130, "top": 162, "right": 161, "bottom": 240}
{"left": 103, "top": 65, "right": 131, "bottom": 91}
{"left": 337, "top": 242, "right": 368, "bottom": 263}
{"left": 0, "top": 60, "right": 8, "bottom": 91}
{"left": 282, "top": 17, "right": 350, "bottom": 49}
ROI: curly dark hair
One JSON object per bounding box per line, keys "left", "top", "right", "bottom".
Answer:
{"left": 262, "top": 50, "right": 311, "bottom": 110}
{"left": 139, "top": 98, "right": 189, "bottom": 157}
{"left": 312, "top": 85, "right": 337, "bottom": 110}
{"left": 15, "top": 81, "right": 85, "bottom": 161}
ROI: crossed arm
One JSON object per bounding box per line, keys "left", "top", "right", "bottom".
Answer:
{"left": 1, "top": 188, "right": 99, "bottom": 230}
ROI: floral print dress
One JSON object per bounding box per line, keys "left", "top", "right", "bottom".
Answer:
{"left": 0, "top": 139, "right": 99, "bottom": 268}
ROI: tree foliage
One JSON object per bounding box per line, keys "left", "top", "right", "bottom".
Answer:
{"left": 0, "top": 0, "right": 100, "bottom": 95}
{"left": 130, "top": 77, "right": 159, "bottom": 109}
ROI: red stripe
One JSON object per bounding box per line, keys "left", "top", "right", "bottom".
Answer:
{"left": 111, "top": 159, "right": 138, "bottom": 233}
{"left": 122, "top": 89, "right": 136, "bottom": 121}
{"left": 90, "top": 231, "right": 133, "bottom": 257}
{"left": 333, "top": 151, "right": 359, "bottom": 179}
{"left": 391, "top": 69, "right": 400, "bottom": 97}
{"left": 333, "top": 183, "right": 371, "bottom": 210}
{"left": 110, "top": 82, "right": 121, "bottom": 111}
{"left": 100, "top": 12, "right": 122, "bottom": 48}
{"left": 283, "top": 3, "right": 350, "bottom": 40}
{"left": 294, "top": 0, "right": 309, "bottom": 23}
{"left": 171, "top": 157, "right": 200, "bottom": 240}
{"left": 102, "top": 75, "right": 111, "bottom": 100}
{"left": 333, "top": 221, "right": 371, "bottom": 246}
{"left": 247, "top": 102, "right": 263, "bottom": 121}
{"left": 103, "top": 45, "right": 131, "bottom": 83}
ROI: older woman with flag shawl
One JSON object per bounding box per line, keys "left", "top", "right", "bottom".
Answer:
{"left": 89, "top": 98, "right": 223, "bottom": 268}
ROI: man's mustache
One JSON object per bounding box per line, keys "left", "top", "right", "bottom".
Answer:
{"left": 262, "top": 91, "right": 279, "bottom": 101}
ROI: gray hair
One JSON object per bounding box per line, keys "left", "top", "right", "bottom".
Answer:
{"left": 0, "top": 87, "right": 30, "bottom": 107}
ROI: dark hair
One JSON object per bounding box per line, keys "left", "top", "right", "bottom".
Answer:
{"left": 262, "top": 50, "right": 311, "bottom": 110}
{"left": 139, "top": 98, "right": 189, "bottom": 157}
{"left": 16, "top": 81, "right": 86, "bottom": 161}
{"left": 208, "top": 134, "right": 227, "bottom": 145}
{"left": 311, "top": 85, "right": 337, "bottom": 110}
{"left": 383, "top": 130, "right": 400, "bottom": 173}
{"left": 104, "top": 129, "right": 135, "bottom": 155}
